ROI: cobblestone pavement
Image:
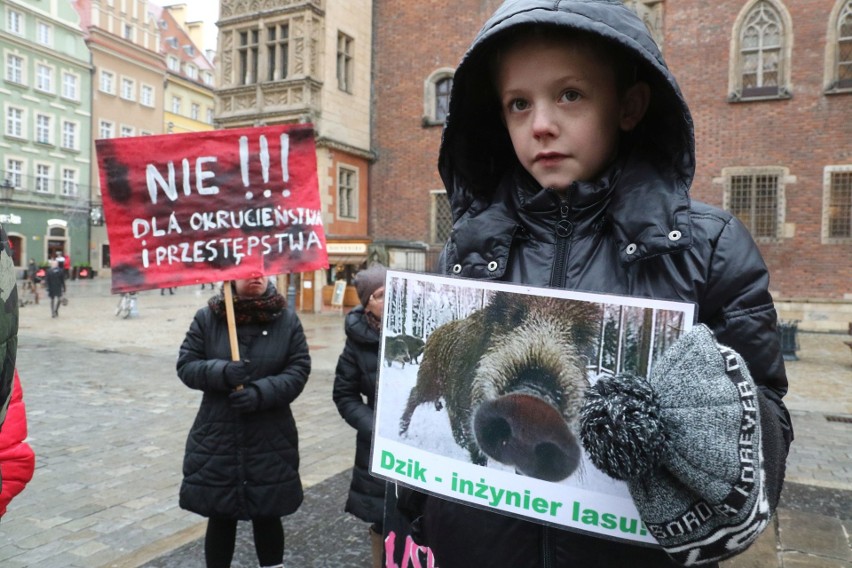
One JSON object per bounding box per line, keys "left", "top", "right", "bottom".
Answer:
{"left": 0, "top": 277, "right": 849, "bottom": 567}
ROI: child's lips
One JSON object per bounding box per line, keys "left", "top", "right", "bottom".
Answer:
{"left": 534, "top": 152, "right": 568, "bottom": 164}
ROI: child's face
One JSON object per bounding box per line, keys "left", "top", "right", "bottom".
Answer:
{"left": 497, "top": 36, "right": 641, "bottom": 191}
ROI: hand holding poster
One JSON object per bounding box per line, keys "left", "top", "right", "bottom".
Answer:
{"left": 373, "top": 271, "right": 695, "bottom": 546}
{"left": 95, "top": 124, "right": 328, "bottom": 293}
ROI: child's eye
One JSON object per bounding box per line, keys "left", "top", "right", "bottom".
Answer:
{"left": 560, "top": 90, "right": 581, "bottom": 103}
{"left": 508, "top": 98, "right": 530, "bottom": 112}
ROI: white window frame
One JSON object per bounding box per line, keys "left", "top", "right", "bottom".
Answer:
{"left": 140, "top": 83, "right": 154, "bottom": 107}
{"left": 62, "top": 72, "right": 79, "bottom": 101}
{"left": 190, "top": 102, "right": 200, "bottom": 120}
{"left": 120, "top": 124, "right": 135, "bottom": 137}
{"left": 35, "top": 113, "right": 52, "bottom": 145}
{"left": 99, "top": 69, "right": 115, "bottom": 94}
{"left": 35, "top": 163, "right": 52, "bottom": 193}
{"left": 6, "top": 53, "right": 24, "bottom": 84}
{"left": 336, "top": 164, "right": 358, "bottom": 220}
{"left": 5, "top": 158, "right": 24, "bottom": 188}
{"left": 5, "top": 105, "right": 24, "bottom": 138}
{"left": 61, "top": 168, "right": 78, "bottom": 197}
{"left": 206, "top": 107, "right": 214, "bottom": 125}
{"left": 822, "top": 164, "right": 852, "bottom": 243}
{"left": 61, "top": 120, "right": 78, "bottom": 150}
{"left": 99, "top": 119, "right": 115, "bottom": 139}
{"left": 35, "top": 63, "right": 53, "bottom": 93}
{"left": 171, "top": 95, "right": 181, "bottom": 114}
{"left": 167, "top": 55, "right": 180, "bottom": 72}
{"left": 36, "top": 21, "right": 52, "bottom": 46}
{"left": 186, "top": 64, "right": 198, "bottom": 80}
{"left": 120, "top": 77, "right": 135, "bottom": 100}
{"left": 7, "top": 9, "right": 23, "bottom": 36}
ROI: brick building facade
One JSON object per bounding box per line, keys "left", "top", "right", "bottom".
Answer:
{"left": 370, "top": 0, "right": 852, "bottom": 330}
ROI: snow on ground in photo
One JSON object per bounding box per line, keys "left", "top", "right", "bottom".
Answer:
{"left": 375, "top": 361, "right": 630, "bottom": 498}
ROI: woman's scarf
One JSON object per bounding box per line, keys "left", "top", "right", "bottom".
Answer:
{"left": 208, "top": 283, "right": 287, "bottom": 325}
{"left": 365, "top": 310, "right": 382, "bottom": 332}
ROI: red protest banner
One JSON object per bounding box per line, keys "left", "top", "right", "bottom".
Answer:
{"left": 96, "top": 124, "right": 328, "bottom": 293}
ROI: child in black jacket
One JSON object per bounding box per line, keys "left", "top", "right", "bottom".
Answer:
{"left": 396, "top": 1, "right": 792, "bottom": 566}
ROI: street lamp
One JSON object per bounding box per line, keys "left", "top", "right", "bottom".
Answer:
{"left": 0, "top": 178, "right": 13, "bottom": 203}
{"left": 0, "top": 178, "right": 15, "bottom": 223}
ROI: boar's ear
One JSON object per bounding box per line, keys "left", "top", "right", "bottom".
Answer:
{"left": 484, "top": 291, "right": 514, "bottom": 324}
{"left": 568, "top": 302, "right": 603, "bottom": 349}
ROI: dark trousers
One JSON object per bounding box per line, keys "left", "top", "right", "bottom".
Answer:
{"left": 50, "top": 295, "right": 61, "bottom": 316}
{"left": 204, "top": 516, "right": 284, "bottom": 568}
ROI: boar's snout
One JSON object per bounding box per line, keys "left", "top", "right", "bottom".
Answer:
{"left": 473, "top": 392, "right": 581, "bottom": 482}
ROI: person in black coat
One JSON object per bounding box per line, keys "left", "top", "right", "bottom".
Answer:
{"left": 177, "top": 275, "right": 310, "bottom": 568}
{"left": 332, "top": 264, "right": 387, "bottom": 568}
{"left": 44, "top": 260, "right": 65, "bottom": 318}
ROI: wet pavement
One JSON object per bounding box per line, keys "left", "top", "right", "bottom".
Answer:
{"left": 0, "top": 277, "right": 850, "bottom": 567}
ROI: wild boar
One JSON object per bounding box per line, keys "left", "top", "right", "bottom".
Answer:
{"left": 384, "top": 336, "right": 412, "bottom": 368}
{"left": 398, "top": 334, "right": 426, "bottom": 364}
{"left": 398, "top": 292, "right": 600, "bottom": 482}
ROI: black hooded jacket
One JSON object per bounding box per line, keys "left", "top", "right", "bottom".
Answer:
{"left": 333, "top": 305, "right": 386, "bottom": 524}
{"left": 409, "top": 1, "right": 792, "bottom": 566}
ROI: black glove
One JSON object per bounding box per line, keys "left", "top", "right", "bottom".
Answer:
{"left": 223, "top": 360, "right": 251, "bottom": 388}
{"left": 229, "top": 384, "right": 262, "bottom": 412}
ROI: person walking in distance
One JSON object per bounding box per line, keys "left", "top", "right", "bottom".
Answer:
{"left": 45, "top": 260, "right": 65, "bottom": 318}
{"left": 333, "top": 264, "right": 389, "bottom": 568}
{"left": 177, "top": 275, "right": 311, "bottom": 568}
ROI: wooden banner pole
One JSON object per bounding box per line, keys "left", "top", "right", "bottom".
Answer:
{"left": 222, "top": 282, "right": 243, "bottom": 390}
{"left": 223, "top": 282, "right": 240, "bottom": 361}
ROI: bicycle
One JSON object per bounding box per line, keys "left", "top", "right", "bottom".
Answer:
{"left": 115, "top": 292, "right": 138, "bottom": 319}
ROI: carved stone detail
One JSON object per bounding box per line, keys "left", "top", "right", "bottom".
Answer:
{"left": 623, "top": 0, "right": 665, "bottom": 51}
{"left": 235, "top": 93, "right": 258, "bottom": 110}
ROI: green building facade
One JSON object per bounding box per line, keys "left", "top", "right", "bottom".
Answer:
{"left": 1, "top": 0, "right": 93, "bottom": 274}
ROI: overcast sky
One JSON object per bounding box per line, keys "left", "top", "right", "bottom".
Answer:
{"left": 161, "top": 0, "right": 219, "bottom": 53}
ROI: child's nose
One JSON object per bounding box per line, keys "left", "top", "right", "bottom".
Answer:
{"left": 531, "top": 105, "right": 558, "bottom": 138}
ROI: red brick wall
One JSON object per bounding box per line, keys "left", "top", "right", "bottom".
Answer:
{"left": 370, "top": 0, "right": 502, "bottom": 244}
{"left": 371, "top": 0, "right": 852, "bottom": 300}
{"left": 663, "top": 0, "right": 851, "bottom": 300}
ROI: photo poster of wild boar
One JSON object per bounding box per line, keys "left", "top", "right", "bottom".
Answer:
{"left": 371, "top": 270, "right": 695, "bottom": 543}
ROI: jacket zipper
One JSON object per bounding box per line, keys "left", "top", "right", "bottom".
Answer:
{"left": 549, "top": 194, "right": 574, "bottom": 289}
{"left": 543, "top": 192, "right": 574, "bottom": 565}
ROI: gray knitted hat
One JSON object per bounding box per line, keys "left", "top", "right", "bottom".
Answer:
{"left": 354, "top": 264, "right": 387, "bottom": 307}
{"left": 580, "top": 325, "right": 771, "bottom": 566}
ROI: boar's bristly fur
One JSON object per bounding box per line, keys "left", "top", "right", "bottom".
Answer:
{"left": 399, "top": 292, "right": 600, "bottom": 481}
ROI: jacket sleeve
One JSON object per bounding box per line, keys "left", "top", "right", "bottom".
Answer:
{"left": 252, "top": 311, "right": 311, "bottom": 408}
{"left": 700, "top": 215, "right": 792, "bottom": 508}
{"left": 0, "top": 223, "right": 18, "bottom": 428}
{"left": 333, "top": 339, "right": 375, "bottom": 436}
{"left": 0, "top": 370, "right": 36, "bottom": 517}
{"left": 176, "top": 309, "right": 231, "bottom": 392}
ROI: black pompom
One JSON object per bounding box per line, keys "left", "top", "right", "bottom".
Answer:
{"left": 579, "top": 374, "right": 667, "bottom": 480}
